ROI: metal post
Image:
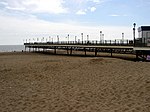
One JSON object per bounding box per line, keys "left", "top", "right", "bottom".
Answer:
{"left": 102, "top": 34, "right": 104, "bottom": 44}
{"left": 68, "top": 34, "right": 69, "bottom": 44}
{"left": 75, "top": 36, "right": 77, "bottom": 43}
{"left": 133, "top": 23, "right": 136, "bottom": 46}
{"left": 54, "top": 47, "right": 56, "bottom": 54}
{"left": 95, "top": 48, "right": 97, "bottom": 56}
{"left": 57, "top": 35, "right": 59, "bottom": 43}
{"left": 81, "top": 33, "right": 83, "bottom": 44}
{"left": 100, "top": 31, "right": 102, "bottom": 43}
{"left": 67, "top": 47, "right": 69, "bottom": 54}
{"left": 49, "top": 36, "right": 51, "bottom": 42}
{"left": 87, "top": 35, "right": 89, "bottom": 44}
{"left": 84, "top": 48, "right": 86, "bottom": 56}
{"left": 70, "top": 47, "right": 72, "bottom": 55}
{"left": 122, "top": 33, "right": 124, "bottom": 44}
{"left": 110, "top": 49, "right": 113, "bottom": 57}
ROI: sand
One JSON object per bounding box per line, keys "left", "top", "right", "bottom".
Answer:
{"left": 0, "top": 52, "right": 150, "bottom": 112}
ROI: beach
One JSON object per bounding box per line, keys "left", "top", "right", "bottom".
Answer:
{"left": 0, "top": 52, "right": 150, "bottom": 112}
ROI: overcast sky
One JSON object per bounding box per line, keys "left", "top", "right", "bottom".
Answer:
{"left": 0, "top": 0, "right": 150, "bottom": 45}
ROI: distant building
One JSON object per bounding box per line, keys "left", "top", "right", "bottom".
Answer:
{"left": 137, "top": 26, "right": 150, "bottom": 46}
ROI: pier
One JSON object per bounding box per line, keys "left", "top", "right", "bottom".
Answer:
{"left": 24, "top": 39, "right": 150, "bottom": 61}
{"left": 24, "top": 24, "right": 150, "bottom": 61}
{"left": 24, "top": 40, "right": 134, "bottom": 57}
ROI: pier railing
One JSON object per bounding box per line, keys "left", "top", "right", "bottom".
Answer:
{"left": 24, "top": 39, "right": 133, "bottom": 46}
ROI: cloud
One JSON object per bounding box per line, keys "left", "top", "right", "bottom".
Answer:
{"left": 109, "top": 14, "right": 128, "bottom": 17}
{"left": 72, "top": 0, "right": 85, "bottom": 4}
{"left": 90, "top": 7, "right": 96, "bottom": 12}
{"left": 0, "top": 1, "right": 8, "bottom": 5}
{"left": 76, "top": 10, "right": 87, "bottom": 15}
{"left": 87, "top": 0, "right": 106, "bottom": 4}
{"left": 0, "top": 0, "right": 108, "bottom": 15}
{"left": 0, "top": 0, "right": 68, "bottom": 14}
{"left": 109, "top": 14, "right": 120, "bottom": 17}
{"left": 89, "top": 0, "right": 100, "bottom": 3}
{"left": 0, "top": 14, "right": 133, "bottom": 45}
{"left": 6, "top": 6, "right": 26, "bottom": 11}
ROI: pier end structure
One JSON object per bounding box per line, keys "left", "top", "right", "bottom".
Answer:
{"left": 134, "top": 26, "right": 150, "bottom": 60}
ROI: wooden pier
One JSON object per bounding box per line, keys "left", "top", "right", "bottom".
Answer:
{"left": 24, "top": 41, "right": 150, "bottom": 61}
{"left": 24, "top": 42, "right": 133, "bottom": 57}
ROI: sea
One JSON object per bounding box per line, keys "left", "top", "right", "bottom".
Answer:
{"left": 0, "top": 45, "right": 25, "bottom": 52}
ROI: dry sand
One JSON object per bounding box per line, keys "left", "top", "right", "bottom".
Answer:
{"left": 0, "top": 52, "right": 150, "bottom": 112}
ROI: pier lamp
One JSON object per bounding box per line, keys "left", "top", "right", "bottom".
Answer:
{"left": 52, "top": 37, "right": 53, "bottom": 43}
{"left": 122, "top": 33, "right": 124, "bottom": 44}
{"left": 133, "top": 23, "right": 136, "bottom": 46}
{"left": 100, "top": 31, "right": 102, "bottom": 43}
{"left": 75, "top": 36, "right": 77, "bottom": 43}
{"left": 102, "top": 34, "right": 104, "bottom": 43}
{"left": 57, "top": 35, "right": 59, "bottom": 43}
{"left": 87, "top": 35, "right": 89, "bottom": 42}
{"left": 81, "top": 33, "right": 83, "bottom": 44}
{"left": 68, "top": 34, "right": 69, "bottom": 44}
{"left": 49, "top": 36, "right": 51, "bottom": 42}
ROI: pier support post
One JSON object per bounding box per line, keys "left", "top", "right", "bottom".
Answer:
{"left": 110, "top": 48, "right": 113, "bottom": 57}
{"left": 70, "top": 47, "right": 72, "bottom": 55}
{"left": 84, "top": 48, "right": 86, "bottom": 56}
{"left": 67, "top": 47, "right": 69, "bottom": 54}
{"left": 54, "top": 47, "right": 56, "bottom": 54}
{"left": 136, "top": 51, "right": 139, "bottom": 61}
{"left": 95, "top": 48, "right": 97, "bottom": 56}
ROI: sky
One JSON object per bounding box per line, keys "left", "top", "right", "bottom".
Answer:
{"left": 0, "top": 0, "right": 150, "bottom": 45}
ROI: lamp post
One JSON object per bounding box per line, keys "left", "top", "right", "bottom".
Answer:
{"left": 87, "top": 35, "right": 89, "bottom": 42}
{"left": 49, "top": 36, "right": 51, "bottom": 42}
{"left": 41, "top": 37, "right": 44, "bottom": 43}
{"left": 100, "top": 31, "right": 102, "bottom": 43}
{"left": 57, "top": 35, "right": 59, "bottom": 43}
{"left": 52, "top": 37, "right": 53, "bottom": 43}
{"left": 102, "top": 34, "right": 104, "bottom": 43}
{"left": 37, "top": 38, "right": 39, "bottom": 42}
{"left": 122, "top": 33, "right": 124, "bottom": 44}
{"left": 81, "top": 33, "right": 83, "bottom": 44}
{"left": 68, "top": 34, "right": 69, "bottom": 44}
{"left": 133, "top": 23, "right": 136, "bottom": 46}
{"left": 75, "top": 36, "right": 77, "bottom": 43}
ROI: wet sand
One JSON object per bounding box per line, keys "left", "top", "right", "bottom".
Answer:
{"left": 0, "top": 52, "right": 150, "bottom": 112}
